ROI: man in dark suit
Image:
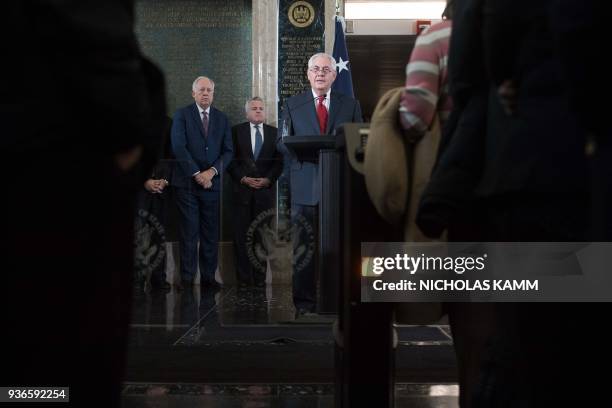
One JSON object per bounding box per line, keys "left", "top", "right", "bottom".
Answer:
{"left": 228, "top": 97, "right": 283, "bottom": 287}
{"left": 171, "top": 76, "right": 233, "bottom": 289}
{"left": 280, "top": 53, "right": 363, "bottom": 315}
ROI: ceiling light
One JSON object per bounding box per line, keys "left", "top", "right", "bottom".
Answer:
{"left": 345, "top": 1, "right": 446, "bottom": 20}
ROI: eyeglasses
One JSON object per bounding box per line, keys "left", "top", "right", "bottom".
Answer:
{"left": 309, "top": 66, "right": 333, "bottom": 75}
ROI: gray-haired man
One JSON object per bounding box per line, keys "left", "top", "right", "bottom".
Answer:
{"left": 171, "top": 76, "right": 233, "bottom": 289}
{"left": 279, "top": 53, "right": 363, "bottom": 314}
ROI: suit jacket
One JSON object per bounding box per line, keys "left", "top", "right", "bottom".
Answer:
{"left": 280, "top": 90, "right": 362, "bottom": 205}
{"left": 227, "top": 122, "right": 283, "bottom": 205}
{"left": 170, "top": 104, "right": 233, "bottom": 192}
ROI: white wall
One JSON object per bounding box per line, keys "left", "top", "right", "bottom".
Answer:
{"left": 346, "top": 18, "right": 442, "bottom": 35}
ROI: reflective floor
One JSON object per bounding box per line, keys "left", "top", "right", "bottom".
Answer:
{"left": 122, "top": 383, "right": 459, "bottom": 407}
{"left": 123, "top": 284, "right": 458, "bottom": 407}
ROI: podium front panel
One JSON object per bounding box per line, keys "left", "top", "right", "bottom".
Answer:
{"left": 318, "top": 149, "right": 342, "bottom": 313}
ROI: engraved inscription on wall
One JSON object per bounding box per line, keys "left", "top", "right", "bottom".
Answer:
{"left": 135, "top": 0, "right": 252, "bottom": 126}
{"left": 279, "top": 35, "right": 324, "bottom": 103}
{"left": 276, "top": 0, "right": 324, "bottom": 218}
{"left": 278, "top": 0, "right": 325, "bottom": 108}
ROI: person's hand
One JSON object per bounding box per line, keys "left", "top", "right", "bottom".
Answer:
{"left": 196, "top": 169, "right": 215, "bottom": 189}
{"left": 202, "top": 168, "right": 216, "bottom": 183}
{"left": 498, "top": 79, "right": 518, "bottom": 116}
{"left": 153, "top": 179, "right": 169, "bottom": 193}
{"left": 157, "top": 179, "right": 169, "bottom": 192}
{"left": 250, "top": 178, "right": 271, "bottom": 189}
{"left": 242, "top": 176, "right": 260, "bottom": 189}
{"left": 145, "top": 179, "right": 169, "bottom": 193}
{"left": 144, "top": 179, "right": 157, "bottom": 192}
{"left": 256, "top": 178, "right": 271, "bottom": 188}
{"left": 194, "top": 172, "right": 211, "bottom": 187}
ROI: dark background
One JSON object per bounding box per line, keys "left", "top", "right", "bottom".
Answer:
{"left": 347, "top": 35, "right": 417, "bottom": 121}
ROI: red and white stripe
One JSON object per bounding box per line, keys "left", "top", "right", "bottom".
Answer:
{"left": 400, "top": 20, "right": 452, "bottom": 134}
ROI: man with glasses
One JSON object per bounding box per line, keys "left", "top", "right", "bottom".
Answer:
{"left": 280, "top": 53, "right": 362, "bottom": 316}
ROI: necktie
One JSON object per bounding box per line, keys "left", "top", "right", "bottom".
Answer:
{"left": 254, "top": 125, "right": 263, "bottom": 159}
{"left": 202, "top": 111, "right": 209, "bottom": 138}
{"left": 316, "top": 95, "right": 328, "bottom": 134}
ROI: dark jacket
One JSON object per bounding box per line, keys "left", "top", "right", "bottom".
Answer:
{"left": 279, "top": 90, "right": 362, "bottom": 205}
{"left": 478, "top": 0, "right": 588, "bottom": 195}
{"left": 227, "top": 122, "right": 283, "bottom": 205}
{"left": 170, "top": 104, "right": 233, "bottom": 191}
{"left": 417, "top": 0, "right": 589, "bottom": 238}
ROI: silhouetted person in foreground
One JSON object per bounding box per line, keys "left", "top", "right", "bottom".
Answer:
{"left": 2, "top": 2, "right": 166, "bottom": 406}
{"left": 418, "top": 0, "right": 601, "bottom": 406}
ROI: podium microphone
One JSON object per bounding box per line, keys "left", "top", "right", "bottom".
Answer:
{"left": 278, "top": 95, "right": 324, "bottom": 139}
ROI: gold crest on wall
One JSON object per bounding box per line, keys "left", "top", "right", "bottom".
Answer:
{"left": 288, "top": 1, "right": 315, "bottom": 28}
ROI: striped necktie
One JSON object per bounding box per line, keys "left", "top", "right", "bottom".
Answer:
{"left": 202, "top": 111, "right": 209, "bottom": 138}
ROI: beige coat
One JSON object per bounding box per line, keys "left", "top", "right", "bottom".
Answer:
{"left": 364, "top": 87, "right": 443, "bottom": 324}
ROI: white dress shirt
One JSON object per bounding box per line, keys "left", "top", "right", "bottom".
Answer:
{"left": 311, "top": 88, "right": 331, "bottom": 111}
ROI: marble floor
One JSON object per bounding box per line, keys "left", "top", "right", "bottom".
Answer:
{"left": 123, "top": 284, "right": 458, "bottom": 407}
{"left": 122, "top": 383, "right": 459, "bottom": 407}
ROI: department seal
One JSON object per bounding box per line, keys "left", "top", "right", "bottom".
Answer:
{"left": 288, "top": 1, "right": 315, "bottom": 28}
{"left": 246, "top": 208, "right": 315, "bottom": 275}
{"left": 134, "top": 208, "right": 166, "bottom": 286}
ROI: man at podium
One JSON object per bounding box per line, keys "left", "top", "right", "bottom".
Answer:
{"left": 280, "top": 52, "right": 362, "bottom": 316}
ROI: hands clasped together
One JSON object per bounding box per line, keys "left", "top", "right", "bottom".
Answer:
{"left": 241, "top": 177, "right": 271, "bottom": 190}
{"left": 144, "top": 178, "right": 169, "bottom": 194}
{"left": 194, "top": 168, "right": 217, "bottom": 189}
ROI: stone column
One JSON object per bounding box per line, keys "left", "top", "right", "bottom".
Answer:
{"left": 252, "top": 0, "right": 279, "bottom": 125}
{"left": 325, "top": 0, "right": 336, "bottom": 53}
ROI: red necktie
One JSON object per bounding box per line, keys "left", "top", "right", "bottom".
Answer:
{"left": 316, "top": 95, "right": 328, "bottom": 134}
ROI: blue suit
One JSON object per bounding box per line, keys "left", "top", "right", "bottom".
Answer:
{"left": 171, "top": 103, "right": 233, "bottom": 284}
{"left": 280, "top": 90, "right": 363, "bottom": 205}
{"left": 280, "top": 90, "right": 362, "bottom": 311}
